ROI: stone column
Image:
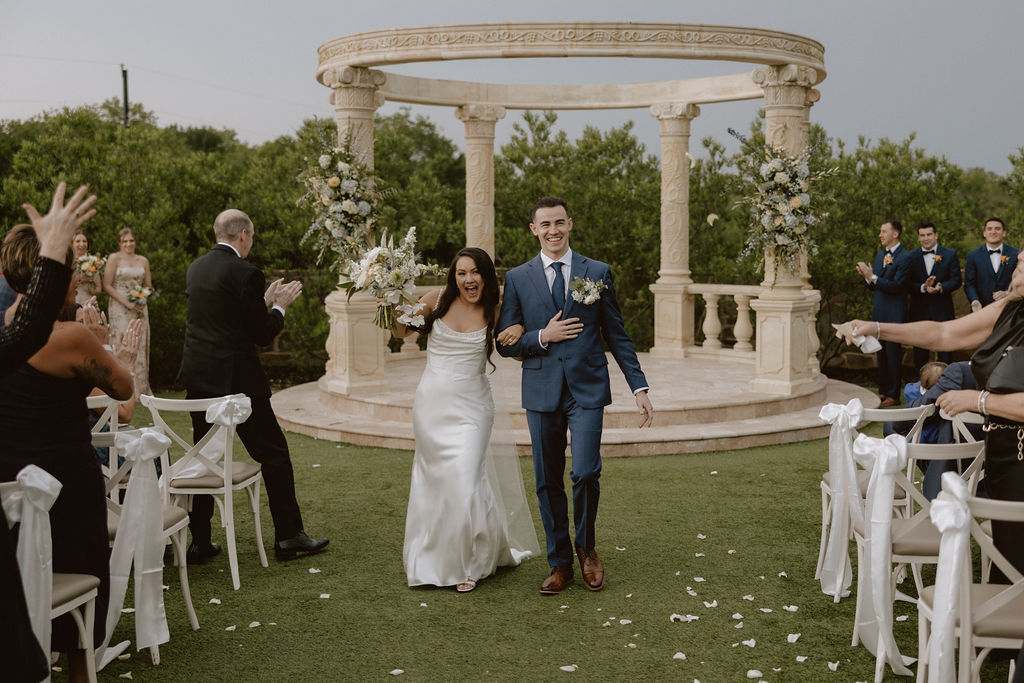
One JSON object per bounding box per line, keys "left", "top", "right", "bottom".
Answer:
{"left": 319, "top": 66, "right": 390, "bottom": 395}
{"left": 648, "top": 103, "right": 699, "bottom": 357}
{"left": 749, "top": 65, "right": 822, "bottom": 394}
{"left": 455, "top": 105, "right": 506, "bottom": 259}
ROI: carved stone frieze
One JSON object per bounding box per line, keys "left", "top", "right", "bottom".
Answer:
{"left": 649, "top": 102, "right": 700, "bottom": 121}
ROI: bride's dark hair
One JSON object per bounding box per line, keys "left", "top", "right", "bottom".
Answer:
{"left": 421, "top": 247, "right": 500, "bottom": 368}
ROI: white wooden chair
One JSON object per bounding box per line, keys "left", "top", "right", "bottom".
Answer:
{"left": 139, "top": 394, "right": 267, "bottom": 590}
{"left": 87, "top": 393, "right": 132, "bottom": 498}
{"left": 816, "top": 403, "right": 934, "bottom": 588}
{"left": 1, "top": 465, "right": 99, "bottom": 683}
{"left": 917, "top": 474, "right": 1024, "bottom": 683}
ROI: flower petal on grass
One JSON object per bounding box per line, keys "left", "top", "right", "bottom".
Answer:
{"left": 625, "top": 593, "right": 632, "bottom": 598}
{"left": 625, "top": 643, "right": 636, "bottom": 649}
{"left": 783, "top": 605, "right": 798, "bottom": 612}
{"left": 694, "top": 577, "right": 705, "bottom": 582}
{"left": 742, "top": 595, "right": 755, "bottom": 601}
{"left": 249, "top": 621, "right": 261, "bottom": 628}
{"left": 787, "top": 633, "right": 801, "bottom": 643}
{"left": 742, "top": 639, "right": 756, "bottom": 648}
{"left": 746, "top": 671, "right": 763, "bottom": 679}
{"left": 827, "top": 661, "right": 838, "bottom": 671}
{"left": 616, "top": 546, "right": 626, "bottom": 551}
{"left": 117, "top": 654, "right": 131, "bottom": 661}
{"left": 759, "top": 608, "right": 773, "bottom": 613}
{"left": 309, "top": 568, "right": 321, "bottom": 574}
{"left": 312, "top": 463, "right": 321, "bottom": 468}
{"left": 121, "top": 608, "right": 135, "bottom": 614}
{"left": 319, "top": 594, "right": 330, "bottom": 599}
{"left": 225, "top": 625, "right": 236, "bottom": 631}
{"left": 119, "top": 673, "right": 132, "bottom": 680}
{"left": 697, "top": 534, "right": 707, "bottom": 539}
{"left": 209, "top": 598, "right": 221, "bottom": 605}
{"left": 732, "top": 613, "right": 744, "bottom": 620}
{"left": 673, "top": 652, "right": 686, "bottom": 660}
{"left": 796, "top": 656, "right": 808, "bottom": 662}
{"left": 896, "top": 615, "right": 908, "bottom": 622}
{"left": 778, "top": 571, "right": 788, "bottom": 578}
{"left": 559, "top": 664, "right": 578, "bottom": 672}
{"left": 389, "top": 670, "right": 404, "bottom": 676}
{"left": 619, "top": 619, "right": 632, "bottom": 625}
{"left": 706, "top": 214, "right": 719, "bottom": 226}
{"left": 695, "top": 553, "right": 705, "bottom": 558}
{"left": 686, "top": 588, "right": 698, "bottom": 596}
{"left": 703, "top": 600, "right": 717, "bottom": 608}
{"left": 419, "top": 602, "right": 427, "bottom": 607}
{"left": 710, "top": 470, "right": 718, "bottom": 475}
{"left": 734, "top": 622, "right": 744, "bottom": 629}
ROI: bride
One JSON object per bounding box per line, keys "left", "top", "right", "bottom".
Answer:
{"left": 390, "top": 247, "right": 539, "bottom": 592}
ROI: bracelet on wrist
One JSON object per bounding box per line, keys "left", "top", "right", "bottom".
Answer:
{"left": 978, "top": 390, "right": 990, "bottom": 416}
{"left": 875, "top": 321, "right": 881, "bottom": 339}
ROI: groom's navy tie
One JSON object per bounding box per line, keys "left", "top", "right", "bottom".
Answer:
{"left": 551, "top": 262, "right": 565, "bottom": 310}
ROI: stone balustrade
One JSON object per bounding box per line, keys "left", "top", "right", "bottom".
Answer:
{"left": 686, "top": 283, "right": 761, "bottom": 357}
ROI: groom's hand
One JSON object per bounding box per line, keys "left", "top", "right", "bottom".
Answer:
{"left": 540, "top": 311, "right": 583, "bottom": 345}
{"left": 635, "top": 390, "right": 654, "bottom": 428}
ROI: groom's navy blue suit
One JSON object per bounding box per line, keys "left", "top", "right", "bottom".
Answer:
{"left": 497, "top": 250, "right": 647, "bottom": 567}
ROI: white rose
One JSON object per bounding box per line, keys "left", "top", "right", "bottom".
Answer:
{"left": 341, "top": 199, "right": 358, "bottom": 214}
{"left": 318, "top": 154, "right": 331, "bottom": 169}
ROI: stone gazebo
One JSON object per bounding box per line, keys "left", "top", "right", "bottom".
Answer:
{"left": 271, "top": 23, "right": 872, "bottom": 454}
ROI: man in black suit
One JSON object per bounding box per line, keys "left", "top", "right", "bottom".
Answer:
{"left": 906, "top": 222, "right": 961, "bottom": 372}
{"left": 856, "top": 220, "right": 910, "bottom": 407}
{"left": 180, "top": 209, "right": 328, "bottom": 562}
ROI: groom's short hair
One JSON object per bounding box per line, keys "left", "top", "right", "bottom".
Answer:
{"left": 531, "top": 197, "right": 569, "bottom": 222}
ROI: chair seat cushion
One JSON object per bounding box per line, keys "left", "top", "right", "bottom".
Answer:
{"left": 920, "top": 584, "right": 1024, "bottom": 639}
{"left": 108, "top": 504, "right": 191, "bottom": 541}
{"left": 822, "top": 469, "right": 908, "bottom": 501}
{"left": 891, "top": 517, "right": 941, "bottom": 556}
{"left": 52, "top": 573, "right": 100, "bottom": 608}
{"left": 171, "top": 462, "right": 261, "bottom": 489}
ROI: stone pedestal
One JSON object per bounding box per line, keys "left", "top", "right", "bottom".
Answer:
{"left": 649, "top": 103, "right": 699, "bottom": 357}
{"left": 319, "top": 290, "right": 390, "bottom": 395}
{"left": 320, "top": 66, "right": 388, "bottom": 396}
{"left": 455, "top": 104, "right": 505, "bottom": 259}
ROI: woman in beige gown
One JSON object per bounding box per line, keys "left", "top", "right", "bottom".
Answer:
{"left": 71, "top": 230, "right": 102, "bottom": 305}
{"left": 103, "top": 227, "right": 152, "bottom": 395}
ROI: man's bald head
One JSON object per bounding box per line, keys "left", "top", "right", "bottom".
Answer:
{"left": 214, "top": 209, "right": 252, "bottom": 242}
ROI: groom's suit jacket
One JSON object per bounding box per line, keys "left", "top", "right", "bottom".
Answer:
{"left": 497, "top": 252, "right": 647, "bottom": 412}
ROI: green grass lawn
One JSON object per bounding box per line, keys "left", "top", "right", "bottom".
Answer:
{"left": 72, "top": 404, "right": 1010, "bottom": 682}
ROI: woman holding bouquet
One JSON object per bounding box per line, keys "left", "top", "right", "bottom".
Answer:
{"left": 390, "top": 247, "right": 539, "bottom": 592}
{"left": 104, "top": 227, "right": 152, "bottom": 395}
{"left": 71, "top": 230, "right": 102, "bottom": 304}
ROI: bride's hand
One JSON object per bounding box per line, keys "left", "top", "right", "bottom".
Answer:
{"left": 497, "top": 324, "right": 524, "bottom": 346}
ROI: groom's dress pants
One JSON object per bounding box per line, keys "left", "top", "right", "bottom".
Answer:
{"left": 527, "top": 380, "right": 603, "bottom": 567}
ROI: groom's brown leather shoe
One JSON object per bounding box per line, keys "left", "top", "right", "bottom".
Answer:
{"left": 540, "top": 566, "right": 574, "bottom": 595}
{"left": 576, "top": 545, "right": 605, "bottom": 591}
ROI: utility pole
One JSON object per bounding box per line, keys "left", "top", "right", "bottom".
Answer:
{"left": 121, "top": 64, "right": 129, "bottom": 128}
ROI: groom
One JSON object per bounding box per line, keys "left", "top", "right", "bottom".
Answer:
{"left": 497, "top": 197, "right": 653, "bottom": 595}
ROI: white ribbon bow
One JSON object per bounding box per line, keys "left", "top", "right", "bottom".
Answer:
{"left": 96, "top": 429, "right": 172, "bottom": 670}
{"left": 0, "top": 465, "right": 62, "bottom": 665}
{"left": 818, "top": 399, "right": 864, "bottom": 599}
{"left": 927, "top": 472, "right": 971, "bottom": 683}
{"left": 851, "top": 433, "right": 915, "bottom": 676}
{"left": 207, "top": 395, "right": 252, "bottom": 427}
{"left": 173, "top": 396, "right": 252, "bottom": 479}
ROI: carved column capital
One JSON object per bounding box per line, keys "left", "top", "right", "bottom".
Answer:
{"left": 752, "top": 64, "right": 816, "bottom": 89}
{"left": 454, "top": 104, "right": 507, "bottom": 123}
{"left": 805, "top": 88, "right": 821, "bottom": 108}
{"left": 649, "top": 102, "right": 701, "bottom": 121}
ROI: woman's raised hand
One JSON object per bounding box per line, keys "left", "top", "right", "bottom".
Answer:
{"left": 114, "top": 318, "right": 144, "bottom": 366}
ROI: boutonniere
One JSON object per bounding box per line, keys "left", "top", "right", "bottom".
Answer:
{"left": 883, "top": 254, "right": 893, "bottom": 267}
{"left": 933, "top": 254, "right": 943, "bottom": 263}
{"left": 569, "top": 276, "right": 607, "bottom": 305}
{"left": 1001, "top": 254, "right": 1010, "bottom": 265}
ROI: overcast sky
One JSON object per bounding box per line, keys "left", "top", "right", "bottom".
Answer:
{"left": 2, "top": 0, "right": 1022, "bottom": 173}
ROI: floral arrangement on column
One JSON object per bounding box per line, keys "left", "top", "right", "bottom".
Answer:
{"left": 729, "top": 128, "right": 837, "bottom": 279}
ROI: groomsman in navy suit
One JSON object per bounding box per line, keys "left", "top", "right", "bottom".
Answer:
{"left": 964, "top": 217, "right": 1018, "bottom": 312}
{"left": 906, "top": 222, "right": 961, "bottom": 372}
{"left": 497, "top": 197, "right": 653, "bottom": 595}
{"left": 856, "top": 220, "right": 910, "bottom": 407}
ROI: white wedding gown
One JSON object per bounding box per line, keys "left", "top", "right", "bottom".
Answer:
{"left": 403, "top": 319, "right": 539, "bottom": 587}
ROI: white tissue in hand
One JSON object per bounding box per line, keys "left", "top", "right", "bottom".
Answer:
{"left": 832, "top": 322, "right": 881, "bottom": 353}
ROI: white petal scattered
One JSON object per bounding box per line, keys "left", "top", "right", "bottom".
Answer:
{"left": 619, "top": 619, "right": 632, "bottom": 625}
{"left": 670, "top": 613, "right": 700, "bottom": 623}
{"left": 225, "top": 625, "right": 236, "bottom": 631}
{"left": 625, "top": 593, "right": 632, "bottom": 598}
{"left": 389, "top": 669, "right": 404, "bottom": 676}
{"left": 559, "top": 664, "right": 578, "bottom": 672}
{"left": 759, "top": 608, "right": 773, "bottom": 613}
{"left": 728, "top": 549, "right": 736, "bottom": 554}
{"left": 596, "top": 608, "right": 602, "bottom": 611}
{"left": 697, "top": 534, "right": 707, "bottom": 540}
{"left": 747, "top": 671, "right": 763, "bottom": 679}
{"left": 616, "top": 546, "right": 626, "bottom": 551}
{"left": 162, "top": 585, "right": 169, "bottom": 591}
{"left": 248, "top": 621, "right": 261, "bottom": 628}
{"left": 269, "top": 622, "right": 277, "bottom": 626}
{"left": 625, "top": 643, "right": 637, "bottom": 649}
{"left": 209, "top": 598, "right": 221, "bottom": 605}
{"left": 758, "top": 575, "right": 766, "bottom": 580}
{"left": 309, "top": 568, "right": 321, "bottom": 574}
{"left": 320, "top": 594, "right": 330, "bottom": 599}
{"left": 703, "top": 600, "right": 717, "bottom": 608}
{"left": 742, "top": 595, "right": 755, "bottom": 601}
{"left": 742, "top": 639, "right": 756, "bottom": 648}
{"left": 732, "top": 613, "right": 744, "bottom": 619}
{"left": 675, "top": 571, "right": 681, "bottom": 576}
{"left": 335, "top": 445, "right": 341, "bottom": 449}
{"left": 778, "top": 571, "right": 788, "bottom": 578}
{"left": 686, "top": 588, "right": 698, "bottom": 596}
{"left": 673, "top": 652, "right": 687, "bottom": 660}
{"left": 796, "top": 656, "right": 808, "bottom": 662}
{"left": 312, "top": 464, "right": 321, "bottom": 468}
{"left": 694, "top": 577, "right": 705, "bottom": 582}
{"left": 827, "top": 661, "right": 839, "bottom": 671}
{"left": 710, "top": 470, "right": 718, "bottom": 475}
{"left": 420, "top": 602, "right": 427, "bottom": 607}
{"left": 734, "top": 622, "right": 744, "bottom": 629}
{"left": 731, "top": 642, "right": 739, "bottom": 647}
{"left": 695, "top": 552, "right": 705, "bottom": 558}
{"left": 896, "top": 615, "right": 909, "bottom": 622}
{"left": 121, "top": 607, "right": 135, "bottom": 614}
{"left": 52, "top": 668, "right": 62, "bottom": 673}
{"left": 117, "top": 654, "right": 131, "bottom": 661}
{"left": 787, "top": 633, "right": 801, "bottom": 643}
{"left": 706, "top": 214, "right": 719, "bottom": 226}
{"left": 783, "top": 605, "right": 798, "bottom": 612}
{"left": 772, "top": 667, "right": 782, "bottom": 672}
{"left": 119, "top": 674, "right": 133, "bottom": 680}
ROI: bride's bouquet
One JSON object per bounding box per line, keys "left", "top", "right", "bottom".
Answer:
{"left": 341, "top": 227, "right": 445, "bottom": 330}
{"left": 75, "top": 254, "right": 105, "bottom": 278}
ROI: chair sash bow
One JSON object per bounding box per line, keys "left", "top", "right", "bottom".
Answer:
{"left": 818, "top": 399, "right": 864, "bottom": 598}
{"left": 0, "top": 465, "right": 62, "bottom": 661}
{"left": 927, "top": 472, "right": 970, "bottom": 683}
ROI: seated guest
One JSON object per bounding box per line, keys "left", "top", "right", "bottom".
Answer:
{"left": 0, "top": 183, "right": 96, "bottom": 683}
{"left": 0, "top": 223, "right": 138, "bottom": 683}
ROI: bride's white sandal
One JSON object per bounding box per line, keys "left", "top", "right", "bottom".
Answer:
{"left": 456, "top": 578, "right": 477, "bottom": 593}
